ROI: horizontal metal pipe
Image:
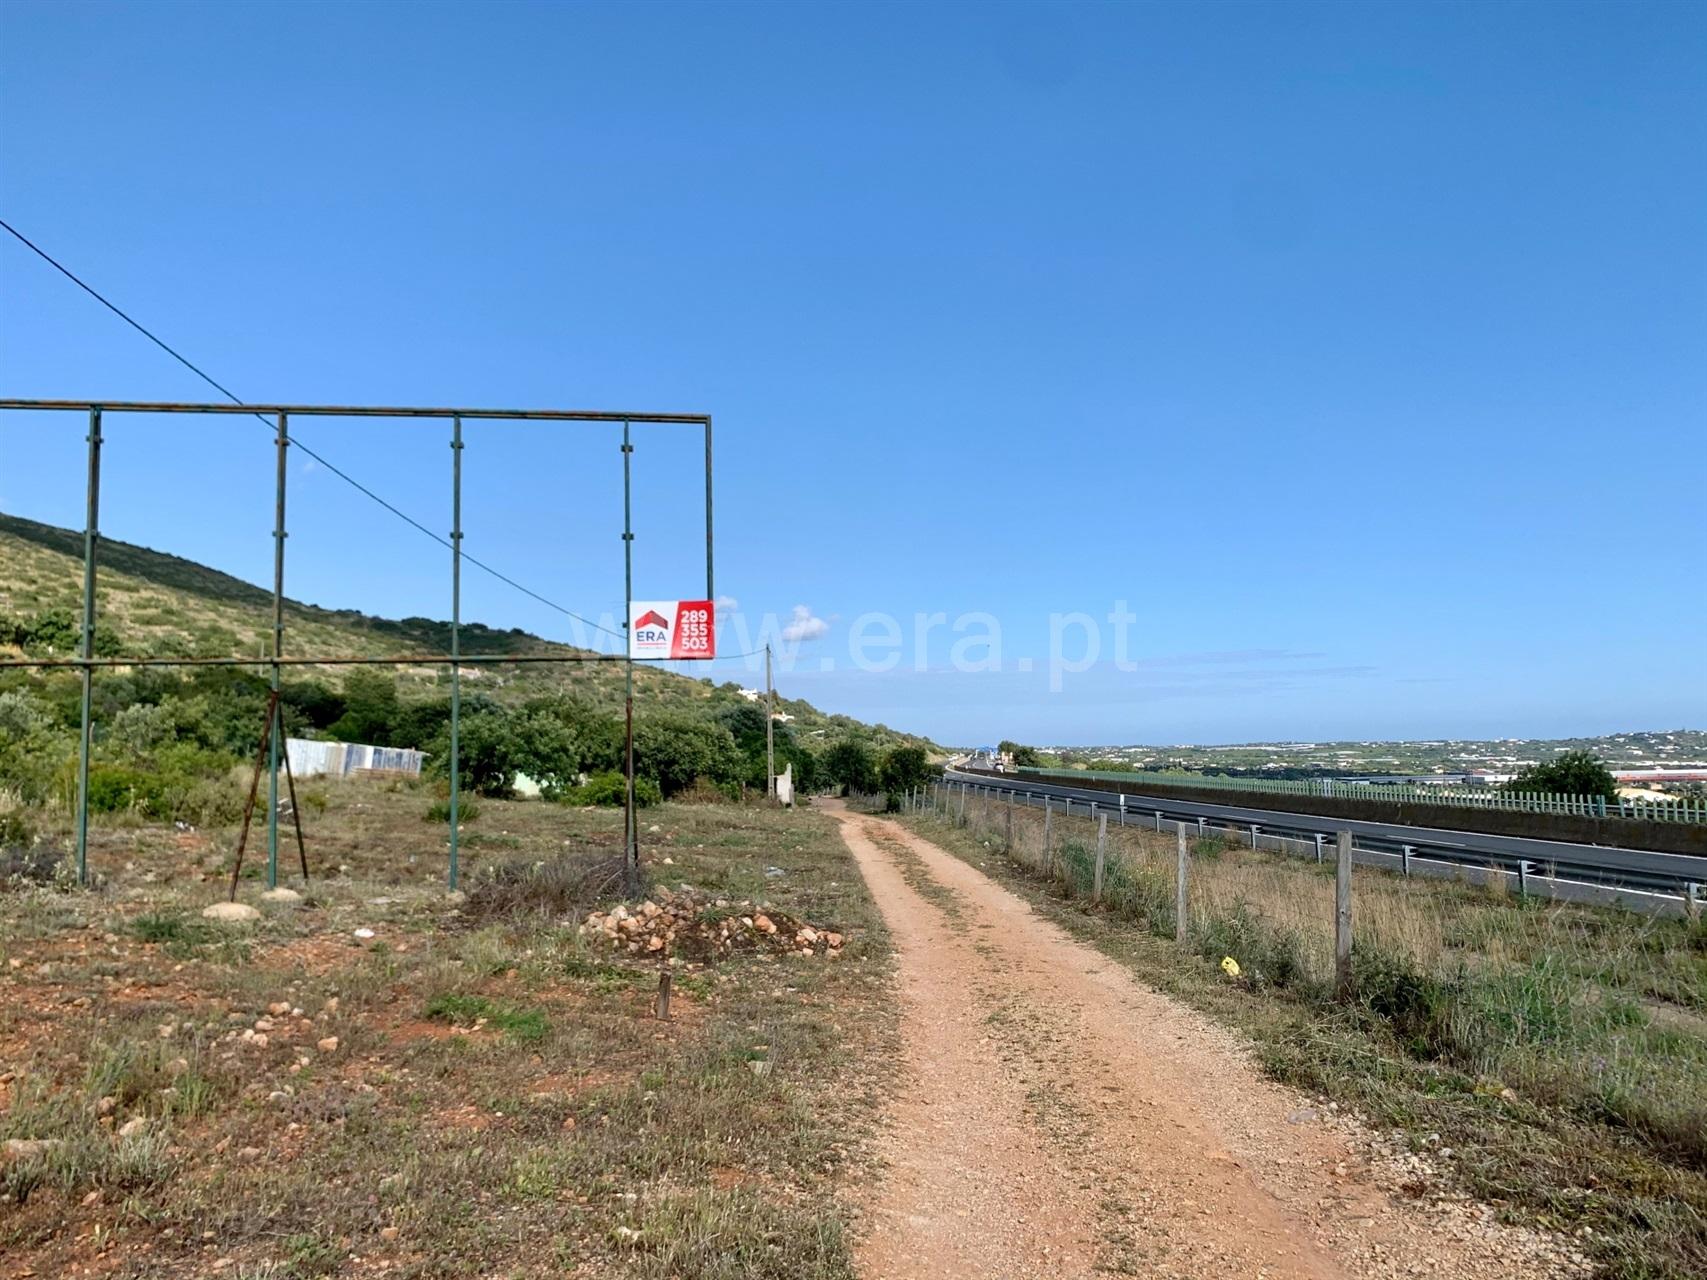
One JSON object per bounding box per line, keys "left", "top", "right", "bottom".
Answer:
{"left": 0, "top": 399, "right": 708, "bottom": 424}
{"left": 0, "top": 651, "right": 641, "bottom": 669}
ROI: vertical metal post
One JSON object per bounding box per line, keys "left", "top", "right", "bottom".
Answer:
{"left": 1401, "top": 843, "right": 1413, "bottom": 877}
{"left": 622, "top": 421, "right": 638, "bottom": 894}
{"left": 1155, "top": 810, "right": 1163, "bottom": 832}
{"left": 1175, "top": 822, "right": 1189, "bottom": 944}
{"left": 1335, "top": 830, "right": 1354, "bottom": 999}
{"left": 1093, "top": 813, "right": 1107, "bottom": 903}
{"left": 703, "top": 417, "right": 714, "bottom": 602}
{"left": 1006, "top": 793, "right": 1014, "bottom": 849}
{"left": 1042, "top": 799, "right": 1052, "bottom": 866}
{"left": 73, "top": 407, "right": 103, "bottom": 887}
{"left": 448, "top": 414, "right": 463, "bottom": 889}
{"left": 1518, "top": 859, "right": 1532, "bottom": 898}
{"left": 267, "top": 412, "right": 288, "bottom": 890}
{"left": 765, "top": 643, "right": 776, "bottom": 801}
{"left": 1249, "top": 823, "right": 1259, "bottom": 849}
{"left": 1314, "top": 833, "right": 1326, "bottom": 864}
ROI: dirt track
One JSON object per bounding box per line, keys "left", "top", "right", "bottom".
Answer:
{"left": 830, "top": 804, "right": 1583, "bottom": 1280}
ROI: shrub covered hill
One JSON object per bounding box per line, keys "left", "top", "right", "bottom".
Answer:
{"left": 0, "top": 512, "right": 936, "bottom": 818}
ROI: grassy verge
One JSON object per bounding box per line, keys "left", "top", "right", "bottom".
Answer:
{"left": 0, "top": 782, "right": 894, "bottom": 1279}
{"left": 900, "top": 799, "right": 1707, "bottom": 1280}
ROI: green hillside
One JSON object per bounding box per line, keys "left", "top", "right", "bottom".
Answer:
{"left": 0, "top": 511, "right": 932, "bottom": 751}
{"left": 0, "top": 512, "right": 935, "bottom": 831}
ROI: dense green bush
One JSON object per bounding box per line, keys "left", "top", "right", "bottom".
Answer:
{"left": 633, "top": 715, "right": 741, "bottom": 797}
{"left": 0, "top": 689, "right": 70, "bottom": 806}
{"left": 84, "top": 765, "right": 170, "bottom": 818}
{"left": 560, "top": 770, "right": 660, "bottom": 808}
{"left": 1503, "top": 750, "right": 1620, "bottom": 802}
{"left": 823, "top": 739, "right": 878, "bottom": 794}
{"left": 879, "top": 746, "right": 933, "bottom": 810}
{"left": 326, "top": 670, "right": 401, "bottom": 745}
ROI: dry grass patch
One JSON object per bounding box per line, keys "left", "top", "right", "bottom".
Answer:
{"left": 0, "top": 784, "right": 895, "bottom": 1278}
{"left": 907, "top": 799, "right": 1707, "bottom": 1280}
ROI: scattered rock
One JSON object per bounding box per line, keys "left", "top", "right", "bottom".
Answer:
{"left": 267, "top": 1001, "right": 291, "bottom": 1017}
{"left": 379, "top": 1226, "right": 400, "bottom": 1242}
{"left": 259, "top": 887, "right": 302, "bottom": 906}
{"left": 317, "top": 1036, "right": 339, "bottom": 1053}
{"left": 580, "top": 894, "right": 843, "bottom": 964}
{"left": 3, "top": 1137, "right": 61, "bottom": 1162}
{"left": 117, "top": 1117, "right": 147, "bottom": 1139}
{"left": 236, "top": 1146, "right": 262, "bottom": 1161}
{"left": 353, "top": 927, "right": 377, "bottom": 940}
{"left": 201, "top": 902, "right": 260, "bottom": 923}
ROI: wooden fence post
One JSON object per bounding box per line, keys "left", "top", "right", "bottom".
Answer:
{"left": 1006, "top": 794, "right": 1015, "bottom": 850}
{"left": 1093, "top": 813, "right": 1108, "bottom": 903}
{"left": 1335, "top": 830, "right": 1353, "bottom": 999}
{"left": 1042, "top": 799, "right": 1053, "bottom": 872}
{"left": 1175, "top": 822, "right": 1189, "bottom": 944}
{"left": 655, "top": 972, "right": 673, "bottom": 1021}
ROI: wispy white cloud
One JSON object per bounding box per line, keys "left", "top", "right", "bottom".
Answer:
{"left": 715, "top": 595, "right": 739, "bottom": 612}
{"left": 781, "top": 604, "right": 830, "bottom": 643}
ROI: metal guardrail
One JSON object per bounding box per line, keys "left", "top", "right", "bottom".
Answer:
{"left": 1015, "top": 766, "right": 1707, "bottom": 825}
{"left": 942, "top": 770, "right": 1707, "bottom": 915}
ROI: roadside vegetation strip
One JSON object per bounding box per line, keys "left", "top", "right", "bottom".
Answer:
{"left": 902, "top": 801, "right": 1707, "bottom": 1280}
{"left": 0, "top": 787, "right": 896, "bottom": 1280}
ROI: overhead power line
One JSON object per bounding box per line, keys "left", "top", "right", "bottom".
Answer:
{"left": 0, "top": 216, "right": 625, "bottom": 641}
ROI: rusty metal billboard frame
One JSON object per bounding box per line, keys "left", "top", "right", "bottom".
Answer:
{"left": 0, "top": 398, "right": 713, "bottom": 891}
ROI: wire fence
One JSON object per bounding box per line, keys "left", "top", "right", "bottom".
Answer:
{"left": 1012, "top": 767, "right": 1707, "bottom": 825}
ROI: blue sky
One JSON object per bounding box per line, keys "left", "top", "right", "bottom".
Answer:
{"left": 2, "top": 0, "right": 1703, "bottom": 747}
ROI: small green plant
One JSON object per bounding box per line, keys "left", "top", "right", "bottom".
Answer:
{"left": 284, "top": 1231, "right": 342, "bottom": 1277}
{"left": 425, "top": 794, "right": 480, "bottom": 824}
{"left": 131, "top": 912, "right": 211, "bottom": 950}
{"left": 423, "top": 993, "right": 549, "bottom": 1044}
{"left": 0, "top": 806, "right": 36, "bottom": 849}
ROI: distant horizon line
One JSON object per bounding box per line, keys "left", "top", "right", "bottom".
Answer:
{"left": 973, "top": 730, "right": 1703, "bottom": 752}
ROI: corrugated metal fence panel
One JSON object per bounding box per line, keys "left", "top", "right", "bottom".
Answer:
{"left": 285, "top": 738, "right": 424, "bottom": 779}
{"left": 285, "top": 739, "right": 341, "bottom": 777}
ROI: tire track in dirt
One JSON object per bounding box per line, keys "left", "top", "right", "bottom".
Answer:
{"left": 833, "top": 804, "right": 1584, "bottom": 1280}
